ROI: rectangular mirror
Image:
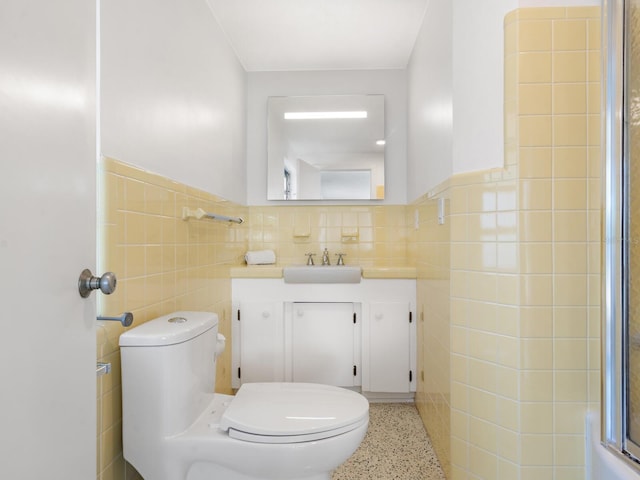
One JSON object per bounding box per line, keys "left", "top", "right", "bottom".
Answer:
{"left": 267, "top": 94, "right": 385, "bottom": 200}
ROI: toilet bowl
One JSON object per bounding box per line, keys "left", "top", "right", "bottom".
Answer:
{"left": 119, "top": 311, "right": 369, "bottom": 480}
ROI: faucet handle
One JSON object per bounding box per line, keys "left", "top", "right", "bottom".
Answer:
{"left": 322, "top": 247, "right": 330, "bottom": 265}
{"left": 305, "top": 253, "right": 316, "bottom": 266}
{"left": 335, "top": 253, "right": 346, "bottom": 266}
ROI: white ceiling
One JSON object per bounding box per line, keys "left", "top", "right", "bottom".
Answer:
{"left": 205, "top": 0, "right": 430, "bottom": 71}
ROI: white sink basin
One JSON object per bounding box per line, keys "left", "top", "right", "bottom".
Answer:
{"left": 283, "top": 265, "right": 362, "bottom": 284}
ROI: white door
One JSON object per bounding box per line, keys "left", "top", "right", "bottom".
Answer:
{"left": 0, "top": 1, "right": 97, "bottom": 478}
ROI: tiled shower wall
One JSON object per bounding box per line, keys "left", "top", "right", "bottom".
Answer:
{"left": 407, "top": 8, "right": 600, "bottom": 480}
{"left": 412, "top": 6, "right": 601, "bottom": 480}
{"left": 96, "top": 157, "right": 248, "bottom": 479}
{"left": 506, "top": 7, "right": 601, "bottom": 479}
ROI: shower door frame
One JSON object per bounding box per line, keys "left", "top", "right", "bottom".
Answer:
{"left": 603, "top": 0, "right": 640, "bottom": 465}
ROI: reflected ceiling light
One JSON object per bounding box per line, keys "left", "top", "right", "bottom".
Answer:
{"left": 284, "top": 111, "right": 368, "bottom": 120}
{"left": 376, "top": 140, "right": 386, "bottom": 146}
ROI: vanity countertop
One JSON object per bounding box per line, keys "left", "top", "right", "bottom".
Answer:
{"left": 361, "top": 266, "right": 417, "bottom": 279}
{"left": 230, "top": 265, "right": 284, "bottom": 278}
{"left": 230, "top": 265, "right": 417, "bottom": 279}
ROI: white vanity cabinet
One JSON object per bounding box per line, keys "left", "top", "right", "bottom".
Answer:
{"left": 231, "top": 277, "right": 416, "bottom": 400}
{"left": 290, "top": 302, "right": 360, "bottom": 387}
{"left": 235, "top": 301, "right": 284, "bottom": 384}
{"left": 365, "top": 302, "right": 412, "bottom": 393}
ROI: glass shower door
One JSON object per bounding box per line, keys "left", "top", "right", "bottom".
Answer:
{"left": 625, "top": 0, "right": 640, "bottom": 459}
{"left": 602, "top": 0, "right": 640, "bottom": 466}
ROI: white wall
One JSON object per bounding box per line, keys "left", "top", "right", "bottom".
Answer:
{"left": 407, "top": 0, "right": 517, "bottom": 199}
{"left": 246, "top": 69, "right": 407, "bottom": 205}
{"left": 408, "top": 0, "right": 600, "bottom": 199}
{"left": 452, "top": 0, "right": 517, "bottom": 176}
{"left": 101, "top": 0, "right": 247, "bottom": 204}
{"left": 407, "top": 0, "right": 453, "bottom": 202}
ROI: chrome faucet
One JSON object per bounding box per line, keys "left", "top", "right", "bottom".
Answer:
{"left": 335, "top": 253, "right": 346, "bottom": 266}
{"left": 321, "top": 248, "right": 330, "bottom": 265}
{"left": 305, "top": 253, "right": 316, "bottom": 266}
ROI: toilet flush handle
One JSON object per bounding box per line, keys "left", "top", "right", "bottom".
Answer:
{"left": 216, "top": 333, "right": 226, "bottom": 357}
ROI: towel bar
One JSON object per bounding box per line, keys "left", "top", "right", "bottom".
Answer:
{"left": 182, "top": 207, "right": 243, "bottom": 224}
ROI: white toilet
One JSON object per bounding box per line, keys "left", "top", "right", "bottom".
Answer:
{"left": 119, "top": 311, "right": 369, "bottom": 480}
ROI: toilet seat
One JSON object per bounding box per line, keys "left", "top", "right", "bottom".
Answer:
{"left": 220, "top": 383, "right": 369, "bottom": 444}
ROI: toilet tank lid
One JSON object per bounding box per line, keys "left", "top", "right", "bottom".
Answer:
{"left": 119, "top": 311, "right": 218, "bottom": 347}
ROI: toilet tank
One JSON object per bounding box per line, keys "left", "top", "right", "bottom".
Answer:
{"left": 120, "top": 311, "right": 218, "bottom": 443}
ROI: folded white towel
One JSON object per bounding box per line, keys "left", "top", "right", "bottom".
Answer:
{"left": 245, "top": 249, "right": 276, "bottom": 265}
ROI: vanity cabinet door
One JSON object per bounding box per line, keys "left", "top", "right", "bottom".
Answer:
{"left": 368, "top": 302, "right": 411, "bottom": 392}
{"left": 291, "top": 302, "right": 358, "bottom": 387}
{"left": 237, "top": 302, "right": 284, "bottom": 384}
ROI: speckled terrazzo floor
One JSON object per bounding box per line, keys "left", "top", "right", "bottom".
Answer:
{"left": 332, "top": 403, "right": 446, "bottom": 480}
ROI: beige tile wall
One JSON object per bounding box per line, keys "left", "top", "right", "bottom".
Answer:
{"left": 514, "top": 7, "right": 601, "bottom": 479}
{"left": 416, "top": 7, "right": 601, "bottom": 480}
{"left": 410, "top": 185, "right": 452, "bottom": 479}
{"left": 96, "top": 157, "right": 248, "bottom": 480}
{"left": 445, "top": 167, "right": 520, "bottom": 480}
{"left": 247, "top": 205, "right": 409, "bottom": 267}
